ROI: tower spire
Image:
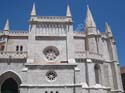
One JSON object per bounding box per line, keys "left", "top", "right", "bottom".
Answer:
{"left": 85, "top": 5, "right": 96, "bottom": 27}
{"left": 105, "top": 22, "right": 113, "bottom": 37}
{"left": 66, "top": 5, "right": 72, "bottom": 17}
{"left": 31, "top": 3, "right": 36, "bottom": 16}
{"left": 4, "top": 19, "right": 9, "bottom": 31}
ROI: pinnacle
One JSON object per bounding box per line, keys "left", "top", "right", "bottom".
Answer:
{"left": 85, "top": 5, "right": 96, "bottom": 27}
{"left": 31, "top": 3, "right": 36, "bottom": 16}
{"left": 105, "top": 22, "right": 112, "bottom": 33}
{"left": 105, "top": 22, "right": 113, "bottom": 37}
{"left": 4, "top": 19, "right": 9, "bottom": 31}
{"left": 66, "top": 5, "right": 72, "bottom": 17}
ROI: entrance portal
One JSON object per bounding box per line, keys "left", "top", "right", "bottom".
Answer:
{"left": 1, "top": 78, "right": 18, "bottom": 93}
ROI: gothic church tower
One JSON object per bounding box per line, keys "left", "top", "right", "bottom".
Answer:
{"left": 0, "top": 3, "right": 123, "bottom": 93}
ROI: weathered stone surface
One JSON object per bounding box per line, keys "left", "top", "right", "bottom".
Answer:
{"left": 0, "top": 4, "right": 123, "bottom": 93}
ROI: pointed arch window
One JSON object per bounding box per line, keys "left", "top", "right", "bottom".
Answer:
{"left": 16, "top": 46, "right": 19, "bottom": 51}
{"left": 94, "top": 64, "right": 101, "bottom": 84}
{"left": 20, "top": 46, "right": 23, "bottom": 52}
{"left": 16, "top": 45, "right": 24, "bottom": 52}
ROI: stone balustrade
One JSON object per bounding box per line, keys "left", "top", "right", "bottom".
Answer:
{"left": 75, "top": 51, "right": 103, "bottom": 60}
{"left": 0, "top": 51, "right": 27, "bottom": 59}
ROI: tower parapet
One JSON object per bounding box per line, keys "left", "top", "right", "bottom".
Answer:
{"left": 0, "top": 3, "right": 123, "bottom": 93}
{"left": 30, "top": 16, "right": 72, "bottom": 23}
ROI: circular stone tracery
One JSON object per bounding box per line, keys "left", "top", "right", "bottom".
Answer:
{"left": 46, "top": 71, "right": 57, "bottom": 81}
{"left": 43, "top": 46, "right": 59, "bottom": 61}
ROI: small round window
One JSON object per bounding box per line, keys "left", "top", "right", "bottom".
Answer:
{"left": 43, "top": 46, "right": 59, "bottom": 61}
{"left": 46, "top": 71, "right": 57, "bottom": 81}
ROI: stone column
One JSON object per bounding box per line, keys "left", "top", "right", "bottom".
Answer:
{"left": 86, "top": 59, "right": 95, "bottom": 86}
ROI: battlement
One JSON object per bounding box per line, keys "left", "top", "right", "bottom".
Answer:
{"left": 0, "top": 31, "right": 29, "bottom": 37}
{"left": 9, "top": 31, "right": 29, "bottom": 36}
{"left": 30, "top": 16, "right": 72, "bottom": 23}
{"left": 73, "top": 31, "right": 85, "bottom": 37}
{"left": 9, "top": 31, "right": 28, "bottom": 34}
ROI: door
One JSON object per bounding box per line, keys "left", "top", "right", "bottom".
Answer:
{"left": 1, "top": 78, "right": 18, "bottom": 93}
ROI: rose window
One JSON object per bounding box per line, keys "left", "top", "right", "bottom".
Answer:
{"left": 43, "top": 46, "right": 59, "bottom": 61}
{"left": 46, "top": 71, "right": 57, "bottom": 81}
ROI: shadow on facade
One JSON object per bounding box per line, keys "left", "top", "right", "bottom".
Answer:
{"left": 0, "top": 71, "right": 22, "bottom": 93}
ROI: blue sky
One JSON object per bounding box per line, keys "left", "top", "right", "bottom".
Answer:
{"left": 0, "top": 0, "right": 124, "bottom": 66}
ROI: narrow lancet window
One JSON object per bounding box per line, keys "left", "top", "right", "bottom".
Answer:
{"left": 16, "top": 46, "right": 19, "bottom": 51}
{"left": 94, "top": 64, "right": 101, "bottom": 84}
{"left": 20, "top": 46, "right": 23, "bottom": 52}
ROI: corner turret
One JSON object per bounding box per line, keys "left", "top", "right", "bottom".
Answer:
{"left": 85, "top": 5, "right": 98, "bottom": 53}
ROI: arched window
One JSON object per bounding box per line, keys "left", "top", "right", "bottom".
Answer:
{"left": 20, "top": 46, "right": 23, "bottom": 52}
{"left": 45, "top": 91, "right": 48, "bottom": 93}
{"left": 56, "top": 91, "right": 59, "bottom": 93}
{"left": 16, "top": 46, "right": 19, "bottom": 51}
{"left": 94, "top": 64, "right": 101, "bottom": 84}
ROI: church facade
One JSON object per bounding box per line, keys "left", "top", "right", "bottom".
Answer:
{"left": 0, "top": 3, "right": 123, "bottom": 93}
